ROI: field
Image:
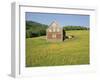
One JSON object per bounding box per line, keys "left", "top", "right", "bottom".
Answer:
{"left": 26, "top": 30, "right": 89, "bottom": 67}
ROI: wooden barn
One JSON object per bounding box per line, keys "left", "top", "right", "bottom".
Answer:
{"left": 46, "top": 21, "right": 64, "bottom": 41}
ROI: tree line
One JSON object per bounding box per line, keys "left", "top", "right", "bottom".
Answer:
{"left": 63, "top": 26, "right": 89, "bottom": 30}
{"left": 26, "top": 21, "right": 89, "bottom": 38}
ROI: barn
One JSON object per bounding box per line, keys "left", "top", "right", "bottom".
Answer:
{"left": 46, "top": 21, "right": 64, "bottom": 41}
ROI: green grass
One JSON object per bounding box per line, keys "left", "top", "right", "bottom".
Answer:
{"left": 26, "top": 30, "right": 89, "bottom": 67}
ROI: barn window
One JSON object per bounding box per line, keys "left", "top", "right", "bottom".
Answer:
{"left": 52, "top": 34, "right": 56, "bottom": 38}
{"left": 49, "top": 29, "right": 52, "bottom": 32}
{"left": 57, "top": 29, "right": 60, "bottom": 32}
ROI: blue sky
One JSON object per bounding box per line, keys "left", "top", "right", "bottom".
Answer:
{"left": 26, "top": 12, "right": 90, "bottom": 27}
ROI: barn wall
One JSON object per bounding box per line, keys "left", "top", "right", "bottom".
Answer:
{"left": 47, "top": 32, "right": 63, "bottom": 41}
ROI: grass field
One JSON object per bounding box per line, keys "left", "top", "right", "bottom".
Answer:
{"left": 26, "top": 30, "right": 89, "bottom": 67}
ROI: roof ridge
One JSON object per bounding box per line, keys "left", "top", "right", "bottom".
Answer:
{"left": 49, "top": 20, "right": 61, "bottom": 28}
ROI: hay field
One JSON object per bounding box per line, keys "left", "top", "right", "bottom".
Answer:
{"left": 26, "top": 30, "right": 89, "bottom": 67}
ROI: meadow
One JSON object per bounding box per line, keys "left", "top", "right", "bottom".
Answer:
{"left": 26, "top": 30, "right": 89, "bottom": 67}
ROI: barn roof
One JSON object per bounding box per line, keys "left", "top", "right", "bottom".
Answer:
{"left": 48, "top": 21, "right": 62, "bottom": 29}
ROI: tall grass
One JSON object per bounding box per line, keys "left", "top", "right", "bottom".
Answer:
{"left": 26, "top": 30, "right": 89, "bottom": 67}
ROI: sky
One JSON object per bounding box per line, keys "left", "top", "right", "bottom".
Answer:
{"left": 26, "top": 12, "right": 90, "bottom": 27}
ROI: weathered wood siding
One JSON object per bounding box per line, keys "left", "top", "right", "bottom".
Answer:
{"left": 46, "top": 21, "right": 63, "bottom": 41}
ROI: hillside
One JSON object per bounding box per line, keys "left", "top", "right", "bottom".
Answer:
{"left": 26, "top": 21, "right": 48, "bottom": 38}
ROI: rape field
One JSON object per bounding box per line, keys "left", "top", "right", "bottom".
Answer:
{"left": 26, "top": 30, "right": 89, "bottom": 67}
